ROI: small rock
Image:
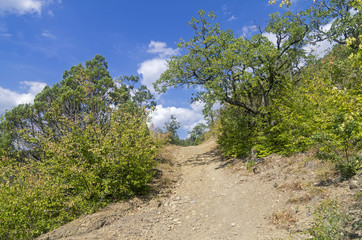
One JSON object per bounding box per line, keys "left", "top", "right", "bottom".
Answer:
{"left": 231, "top": 223, "right": 236, "bottom": 227}
{"left": 350, "top": 180, "right": 359, "bottom": 189}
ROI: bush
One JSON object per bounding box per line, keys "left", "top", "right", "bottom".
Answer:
{"left": 308, "top": 200, "right": 349, "bottom": 240}
{"left": 0, "top": 104, "right": 158, "bottom": 239}
{"left": 0, "top": 158, "right": 71, "bottom": 240}
{"left": 217, "top": 106, "right": 255, "bottom": 158}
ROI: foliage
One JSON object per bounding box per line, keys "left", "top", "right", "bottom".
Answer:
{"left": 308, "top": 200, "right": 350, "bottom": 239}
{"left": 186, "top": 123, "right": 208, "bottom": 146}
{"left": 0, "top": 56, "right": 158, "bottom": 239}
{"left": 305, "top": 45, "right": 361, "bottom": 179}
{"left": 246, "top": 160, "right": 257, "bottom": 172}
{"left": 306, "top": 0, "right": 362, "bottom": 46}
{"left": 0, "top": 55, "right": 155, "bottom": 160}
{"left": 154, "top": 5, "right": 361, "bottom": 180}
{"left": 155, "top": 10, "right": 309, "bottom": 118}
{"left": 154, "top": 9, "right": 311, "bottom": 157}
{"left": 0, "top": 158, "right": 70, "bottom": 240}
{"left": 164, "top": 115, "right": 181, "bottom": 144}
{"left": 217, "top": 105, "right": 255, "bottom": 158}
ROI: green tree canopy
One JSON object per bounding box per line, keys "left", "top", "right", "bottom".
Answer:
{"left": 154, "top": 10, "right": 309, "bottom": 119}
{"left": 164, "top": 115, "right": 181, "bottom": 144}
{"left": 0, "top": 55, "right": 155, "bottom": 160}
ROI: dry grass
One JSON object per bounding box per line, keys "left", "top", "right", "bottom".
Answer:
{"left": 279, "top": 181, "right": 304, "bottom": 191}
{"left": 271, "top": 209, "right": 297, "bottom": 229}
{"left": 315, "top": 162, "right": 337, "bottom": 182}
{"left": 307, "top": 187, "right": 329, "bottom": 200}
{"left": 288, "top": 194, "right": 312, "bottom": 204}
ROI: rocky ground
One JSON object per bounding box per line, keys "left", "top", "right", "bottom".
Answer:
{"left": 38, "top": 138, "right": 361, "bottom": 240}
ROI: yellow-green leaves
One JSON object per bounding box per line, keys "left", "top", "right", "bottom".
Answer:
{"left": 0, "top": 56, "right": 158, "bottom": 240}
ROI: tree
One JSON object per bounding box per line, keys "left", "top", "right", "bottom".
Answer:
{"left": 187, "top": 123, "right": 207, "bottom": 145}
{"left": 164, "top": 115, "right": 181, "bottom": 144}
{"left": 154, "top": 10, "right": 309, "bottom": 121}
{"left": 271, "top": 0, "right": 361, "bottom": 47}
{"left": 0, "top": 56, "right": 159, "bottom": 239}
{"left": 307, "top": 0, "right": 361, "bottom": 46}
{"left": 0, "top": 55, "right": 155, "bottom": 161}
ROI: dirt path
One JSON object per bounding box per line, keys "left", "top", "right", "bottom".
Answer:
{"left": 143, "top": 138, "right": 290, "bottom": 240}
{"left": 39, "top": 138, "right": 358, "bottom": 240}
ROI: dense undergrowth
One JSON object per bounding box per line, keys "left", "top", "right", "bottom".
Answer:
{"left": 0, "top": 0, "right": 361, "bottom": 239}
{"left": 154, "top": 0, "right": 361, "bottom": 180}
{"left": 0, "top": 56, "right": 160, "bottom": 239}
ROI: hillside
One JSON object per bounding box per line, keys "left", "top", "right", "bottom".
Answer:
{"left": 38, "top": 138, "right": 361, "bottom": 240}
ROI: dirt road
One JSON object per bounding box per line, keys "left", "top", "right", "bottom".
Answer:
{"left": 39, "top": 138, "right": 357, "bottom": 240}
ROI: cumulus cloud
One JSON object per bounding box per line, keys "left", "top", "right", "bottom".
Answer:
{"left": 242, "top": 25, "right": 258, "bottom": 37}
{"left": 149, "top": 104, "right": 206, "bottom": 134}
{"left": 0, "top": 0, "right": 58, "bottom": 15}
{"left": 304, "top": 39, "right": 333, "bottom": 58}
{"left": 147, "top": 41, "right": 179, "bottom": 58}
{"left": 262, "top": 32, "right": 278, "bottom": 47}
{"left": 304, "top": 22, "right": 333, "bottom": 58}
{"left": 137, "top": 41, "right": 178, "bottom": 93}
{"left": 0, "top": 81, "right": 47, "bottom": 114}
{"left": 137, "top": 58, "right": 167, "bottom": 93}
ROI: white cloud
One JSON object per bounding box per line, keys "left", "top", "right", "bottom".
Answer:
{"left": 149, "top": 104, "right": 205, "bottom": 135}
{"left": 41, "top": 30, "right": 56, "bottom": 39}
{"left": 304, "top": 22, "right": 333, "bottom": 58}
{"left": 0, "top": 0, "right": 57, "bottom": 15}
{"left": 304, "top": 39, "right": 333, "bottom": 58}
{"left": 147, "top": 41, "right": 179, "bottom": 58}
{"left": 242, "top": 25, "right": 258, "bottom": 37}
{"left": 139, "top": 41, "right": 207, "bottom": 138}
{"left": 228, "top": 15, "right": 237, "bottom": 22}
{"left": 137, "top": 58, "right": 167, "bottom": 93}
{"left": 222, "top": 5, "right": 232, "bottom": 16}
{"left": 190, "top": 100, "right": 205, "bottom": 112}
{"left": 262, "top": 32, "right": 278, "bottom": 47}
{"left": 137, "top": 41, "right": 178, "bottom": 93}
{"left": 0, "top": 81, "right": 47, "bottom": 114}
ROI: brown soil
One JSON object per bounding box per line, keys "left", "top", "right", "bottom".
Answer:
{"left": 38, "top": 138, "right": 362, "bottom": 240}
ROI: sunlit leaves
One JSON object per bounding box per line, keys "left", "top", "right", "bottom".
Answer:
{"left": 0, "top": 56, "right": 158, "bottom": 239}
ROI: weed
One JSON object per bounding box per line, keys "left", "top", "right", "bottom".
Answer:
{"left": 246, "top": 160, "right": 257, "bottom": 173}
{"left": 308, "top": 200, "right": 349, "bottom": 239}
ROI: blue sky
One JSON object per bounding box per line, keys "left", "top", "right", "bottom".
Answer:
{"left": 0, "top": 0, "right": 313, "bottom": 138}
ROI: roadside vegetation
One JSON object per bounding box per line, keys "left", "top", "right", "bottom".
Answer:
{"left": 155, "top": 0, "right": 361, "bottom": 180}
{"left": 154, "top": 0, "right": 361, "bottom": 237}
{"left": 0, "top": 0, "right": 360, "bottom": 239}
{"left": 0, "top": 56, "right": 160, "bottom": 239}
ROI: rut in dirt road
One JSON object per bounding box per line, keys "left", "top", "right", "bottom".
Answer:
{"left": 38, "top": 139, "right": 295, "bottom": 240}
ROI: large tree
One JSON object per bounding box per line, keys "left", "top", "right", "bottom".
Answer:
{"left": 0, "top": 55, "right": 155, "bottom": 160}
{"left": 154, "top": 10, "right": 309, "bottom": 120}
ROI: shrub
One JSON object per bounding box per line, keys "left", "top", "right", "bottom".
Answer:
{"left": 0, "top": 104, "right": 158, "bottom": 239}
{"left": 217, "top": 106, "right": 255, "bottom": 158}
{"left": 308, "top": 200, "right": 350, "bottom": 240}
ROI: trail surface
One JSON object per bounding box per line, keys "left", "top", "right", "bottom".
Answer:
{"left": 39, "top": 138, "right": 358, "bottom": 240}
